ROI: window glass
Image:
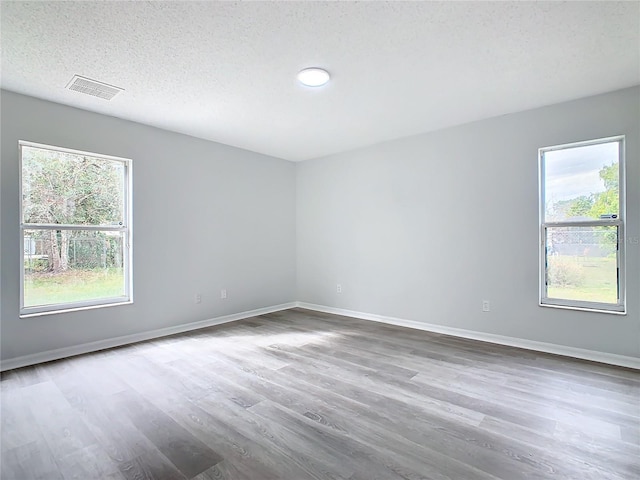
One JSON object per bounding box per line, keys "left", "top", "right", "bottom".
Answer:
{"left": 545, "top": 226, "right": 618, "bottom": 304}
{"left": 543, "top": 142, "right": 619, "bottom": 222}
{"left": 22, "top": 145, "right": 125, "bottom": 226}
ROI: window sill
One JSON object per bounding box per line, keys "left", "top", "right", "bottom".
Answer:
{"left": 539, "top": 301, "right": 626, "bottom": 315}
{"left": 20, "top": 300, "right": 133, "bottom": 318}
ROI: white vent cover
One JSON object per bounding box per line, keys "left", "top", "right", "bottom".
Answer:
{"left": 66, "top": 75, "right": 123, "bottom": 100}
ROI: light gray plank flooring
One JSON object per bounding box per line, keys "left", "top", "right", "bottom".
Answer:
{"left": 1, "top": 308, "right": 638, "bottom": 480}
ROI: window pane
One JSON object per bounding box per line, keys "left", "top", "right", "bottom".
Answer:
{"left": 23, "top": 229, "right": 126, "bottom": 308}
{"left": 545, "top": 226, "right": 618, "bottom": 304}
{"left": 22, "top": 145, "right": 125, "bottom": 226}
{"left": 543, "top": 141, "right": 619, "bottom": 222}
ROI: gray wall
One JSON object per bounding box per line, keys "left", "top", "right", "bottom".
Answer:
{"left": 297, "top": 86, "right": 640, "bottom": 358}
{"left": 1, "top": 90, "right": 297, "bottom": 361}
{"left": 2, "top": 87, "right": 638, "bottom": 363}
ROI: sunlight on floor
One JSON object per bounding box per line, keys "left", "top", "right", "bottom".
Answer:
{"left": 207, "top": 329, "right": 341, "bottom": 349}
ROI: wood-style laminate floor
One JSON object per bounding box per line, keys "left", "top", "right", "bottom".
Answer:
{"left": 1, "top": 308, "right": 639, "bottom": 480}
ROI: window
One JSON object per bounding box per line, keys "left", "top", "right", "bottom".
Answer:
{"left": 539, "top": 136, "right": 625, "bottom": 313}
{"left": 20, "top": 141, "right": 132, "bottom": 316}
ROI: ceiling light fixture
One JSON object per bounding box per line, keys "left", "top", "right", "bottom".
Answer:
{"left": 297, "top": 68, "right": 330, "bottom": 87}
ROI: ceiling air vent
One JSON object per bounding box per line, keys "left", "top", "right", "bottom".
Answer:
{"left": 66, "top": 75, "right": 123, "bottom": 100}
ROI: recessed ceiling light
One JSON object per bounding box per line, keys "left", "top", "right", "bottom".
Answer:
{"left": 297, "top": 68, "right": 330, "bottom": 87}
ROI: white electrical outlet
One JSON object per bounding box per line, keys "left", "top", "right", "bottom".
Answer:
{"left": 482, "top": 300, "right": 490, "bottom": 312}
{"left": 221, "top": 289, "right": 227, "bottom": 300}
{"left": 337, "top": 284, "right": 342, "bottom": 294}
{"left": 195, "top": 293, "right": 202, "bottom": 304}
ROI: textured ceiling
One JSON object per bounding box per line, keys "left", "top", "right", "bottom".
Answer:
{"left": 1, "top": 1, "right": 639, "bottom": 161}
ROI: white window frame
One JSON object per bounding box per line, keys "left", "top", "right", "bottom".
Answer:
{"left": 539, "top": 135, "right": 625, "bottom": 314}
{"left": 19, "top": 141, "right": 133, "bottom": 317}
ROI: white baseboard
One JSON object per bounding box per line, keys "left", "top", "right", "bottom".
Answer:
{"left": 296, "top": 302, "right": 640, "bottom": 370}
{"left": 0, "top": 302, "right": 297, "bottom": 372}
{"left": 3, "top": 301, "right": 638, "bottom": 371}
